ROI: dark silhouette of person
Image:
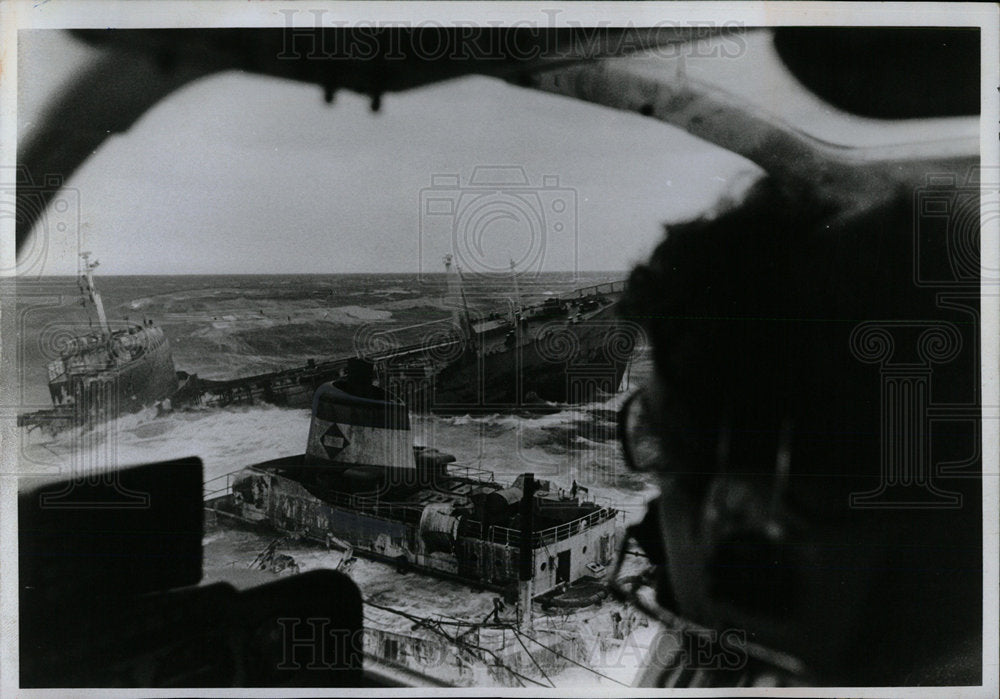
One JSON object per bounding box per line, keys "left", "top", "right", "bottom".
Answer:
{"left": 617, "top": 178, "right": 981, "bottom": 687}
{"left": 490, "top": 597, "right": 505, "bottom": 623}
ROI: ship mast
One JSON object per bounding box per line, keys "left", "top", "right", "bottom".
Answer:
{"left": 518, "top": 473, "right": 536, "bottom": 630}
{"left": 79, "top": 252, "right": 110, "bottom": 336}
{"left": 509, "top": 258, "right": 522, "bottom": 321}
{"left": 443, "top": 254, "right": 476, "bottom": 349}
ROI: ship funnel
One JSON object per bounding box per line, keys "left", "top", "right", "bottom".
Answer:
{"left": 306, "top": 361, "right": 416, "bottom": 472}
{"left": 344, "top": 357, "right": 375, "bottom": 391}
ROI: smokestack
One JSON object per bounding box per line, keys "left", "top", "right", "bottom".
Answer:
{"left": 518, "top": 472, "right": 535, "bottom": 629}
{"left": 345, "top": 357, "right": 375, "bottom": 391}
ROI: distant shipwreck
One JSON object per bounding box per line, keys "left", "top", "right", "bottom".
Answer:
{"left": 20, "top": 257, "right": 637, "bottom": 432}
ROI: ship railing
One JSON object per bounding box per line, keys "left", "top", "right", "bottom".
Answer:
{"left": 364, "top": 317, "right": 455, "bottom": 351}
{"left": 197, "top": 354, "right": 360, "bottom": 407}
{"left": 272, "top": 485, "right": 394, "bottom": 517}
{"left": 364, "top": 337, "right": 463, "bottom": 363}
{"left": 445, "top": 463, "right": 496, "bottom": 483}
{"left": 578, "top": 492, "right": 616, "bottom": 510}
{"left": 203, "top": 471, "right": 238, "bottom": 500}
{"left": 560, "top": 279, "right": 626, "bottom": 300}
{"left": 340, "top": 491, "right": 423, "bottom": 523}
{"left": 534, "top": 507, "right": 617, "bottom": 547}
{"left": 277, "top": 490, "right": 414, "bottom": 530}
{"left": 487, "top": 506, "right": 617, "bottom": 548}
{"left": 487, "top": 524, "right": 521, "bottom": 548}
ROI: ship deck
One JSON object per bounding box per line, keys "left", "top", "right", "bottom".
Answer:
{"left": 205, "top": 459, "right": 619, "bottom": 550}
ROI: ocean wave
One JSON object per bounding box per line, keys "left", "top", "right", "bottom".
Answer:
{"left": 18, "top": 404, "right": 310, "bottom": 484}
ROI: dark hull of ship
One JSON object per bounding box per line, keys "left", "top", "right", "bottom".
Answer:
{"left": 63, "top": 329, "right": 179, "bottom": 423}
{"left": 145, "top": 278, "right": 634, "bottom": 416}
{"left": 386, "top": 303, "right": 633, "bottom": 412}
{"left": 195, "top": 301, "right": 634, "bottom": 413}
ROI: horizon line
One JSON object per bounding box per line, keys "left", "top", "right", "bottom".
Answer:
{"left": 16, "top": 269, "right": 631, "bottom": 277}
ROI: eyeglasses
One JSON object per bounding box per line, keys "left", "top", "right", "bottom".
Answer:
{"left": 618, "top": 387, "right": 791, "bottom": 473}
{"left": 617, "top": 388, "right": 660, "bottom": 474}
{"left": 617, "top": 387, "right": 864, "bottom": 522}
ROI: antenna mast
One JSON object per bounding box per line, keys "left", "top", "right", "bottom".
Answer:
{"left": 509, "top": 258, "right": 522, "bottom": 320}
{"left": 443, "top": 254, "right": 476, "bottom": 349}
{"left": 79, "top": 252, "right": 110, "bottom": 336}
{"left": 518, "top": 473, "right": 536, "bottom": 630}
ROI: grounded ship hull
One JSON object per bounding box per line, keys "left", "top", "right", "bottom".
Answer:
{"left": 204, "top": 370, "right": 620, "bottom": 597}
{"left": 188, "top": 281, "right": 635, "bottom": 413}
{"left": 69, "top": 327, "right": 179, "bottom": 419}
{"left": 20, "top": 280, "right": 634, "bottom": 433}
{"left": 408, "top": 301, "right": 632, "bottom": 411}
{"left": 19, "top": 255, "right": 181, "bottom": 432}
{"left": 23, "top": 325, "right": 180, "bottom": 432}
{"left": 206, "top": 455, "right": 618, "bottom": 597}
{"left": 376, "top": 281, "right": 637, "bottom": 413}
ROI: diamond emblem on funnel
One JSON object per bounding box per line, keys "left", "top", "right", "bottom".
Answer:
{"left": 321, "top": 422, "right": 350, "bottom": 459}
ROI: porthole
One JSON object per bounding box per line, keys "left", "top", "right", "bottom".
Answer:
{"left": 582, "top": 545, "right": 588, "bottom": 554}
{"left": 540, "top": 562, "right": 547, "bottom": 571}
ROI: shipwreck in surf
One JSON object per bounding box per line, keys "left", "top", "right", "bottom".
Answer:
{"left": 192, "top": 258, "right": 638, "bottom": 413}
{"left": 204, "top": 358, "right": 620, "bottom": 603}
{"left": 19, "top": 257, "right": 637, "bottom": 433}
{"left": 17, "top": 253, "right": 191, "bottom": 432}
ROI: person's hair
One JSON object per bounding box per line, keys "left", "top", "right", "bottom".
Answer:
{"left": 620, "top": 176, "right": 974, "bottom": 460}
{"left": 619, "top": 176, "right": 982, "bottom": 683}
{"left": 620, "top": 179, "right": 982, "bottom": 681}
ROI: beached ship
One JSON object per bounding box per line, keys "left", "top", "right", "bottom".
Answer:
{"left": 21, "top": 253, "right": 181, "bottom": 429}
{"left": 204, "top": 359, "right": 620, "bottom": 599}
{"left": 19, "top": 259, "right": 635, "bottom": 432}
{"left": 378, "top": 257, "right": 634, "bottom": 412}
{"left": 193, "top": 259, "right": 635, "bottom": 413}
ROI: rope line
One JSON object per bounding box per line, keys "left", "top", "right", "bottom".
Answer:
{"left": 510, "top": 627, "right": 556, "bottom": 688}
{"left": 363, "top": 599, "right": 545, "bottom": 688}
{"left": 505, "top": 623, "right": 630, "bottom": 687}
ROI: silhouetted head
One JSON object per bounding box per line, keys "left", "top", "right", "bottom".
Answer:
{"left": 620, "top": 178, "right": 981, "bottom": 685}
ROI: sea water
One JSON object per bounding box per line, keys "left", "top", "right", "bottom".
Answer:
{"left": 13, "top": 272, "right": 659, "bottom": 686}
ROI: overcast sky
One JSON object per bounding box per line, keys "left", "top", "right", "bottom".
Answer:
{"left": 18, "top": 29, "right": 974, "bottom": 276}
{"left": 18, "top": 30, "right": 763, "bottom": 276}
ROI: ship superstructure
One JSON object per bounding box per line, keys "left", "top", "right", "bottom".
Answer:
{"left": 204, "top": 360, "right": 619, "bottom": 598}
{"left": 31, "top": 253, "right": 180, "bottom": 426}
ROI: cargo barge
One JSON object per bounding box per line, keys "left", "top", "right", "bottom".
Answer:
{"left": 204, "top": 360, "right": 619, "bottom": 598}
